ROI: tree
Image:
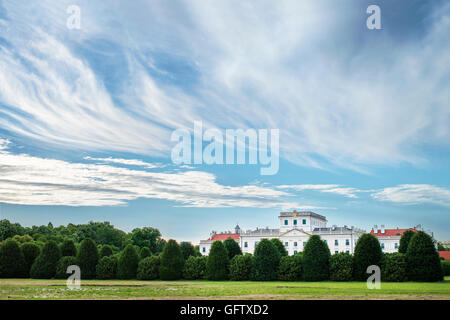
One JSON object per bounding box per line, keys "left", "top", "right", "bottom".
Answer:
{"left": 30, "top": 241, "right": 61, "bottom": 279}
{"left": 302, "top": 235, "right": 330, "bottom": 281}
{"left": 382, "top": 253, "right": 407, "bottom": 282}
{"left": 353, "top": 234, "right": 383, "bottom": 281}
{"left": 278, "top": 254, "right": 302, "bottom": 281}
{"left": 271, "top": 238, "right": 288, "bottom": 257}
{"left": 60, "top": 239, "right": 77, "bottom": 257}
{"left": 159, "top": 240, "right": 184, "bottom": 280}
{"left": 139, "top": 247, "right": 151, "bottom": 260}
{"left": 137, "top": 256, "right": 160, "bottom": 280}
{"left": 223, "top": 238, "right": 242, "bottom": 260}
{"left": 21, "top": 242, "right": 40, "bottom": 277}
{"left": 180, "top": 242, "right": 196, "bottom": 261}
{"left": 117, "top": 244, "right": 139, "bottom": 279}
{"left": 55, "top": 256, "right": 78, "bottom": 279}
{"left": 229, "top": 254, "right": 253, "bottom": 281}
{"left": 0, "top": 219, "right": 25, "bottom": 242}
{"left": 131, "top": 227, "right": 162, "bottom": 252}
{"left": 250, "top": 239, "right": 280, "bottom": 281}
{"left": 206, "top": 241, "right": 229, "bottom": 280}
{"left": 329, "top": 252, "right": 353, "bottom": 281}
{"left": 398, "top": 230, "right": 416, "bottom": 254}
{"left": 96, "top": 256, "right": 118, "bottom": 280}
{"left": 99, "top": 245, "right": 113, "bottom": 258}
{"left": 77, "top": 238, "right": 99, "bottom": 279}
{"left": 183, "top": 256, "right": 207, "bottom": 280}
{"left": 406, "top": 231, "right": 443, "bottom": 282}
{"left": 0, "top": 239, "right": 26, "bottom": 277}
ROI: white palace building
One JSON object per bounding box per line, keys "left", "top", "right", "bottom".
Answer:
{"left": 199, "top": 210, "right": 420, "bottom": 256}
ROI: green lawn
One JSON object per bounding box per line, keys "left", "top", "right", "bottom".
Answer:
{"left": 1, "top": 277, "right": 450, "bottom": 300}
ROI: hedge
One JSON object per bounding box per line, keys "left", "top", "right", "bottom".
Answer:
{"left": 96, "top": 256, "right": 118, "bottom": 280}
{"left": 329, "top": 252, "right": 353, "bottom": 281}
{"left": 353, "top": 234, "right": 383, "bottom": 281}
{"left": 30, "top": 240, "right": 61, "bottom": 279}
{"left": 183, "top": 256, "right": 206, "bottom": 280}
{"left": 60, "top": 239, "right": 77, "bottom": 257}
{"left": 223, "top": 238, "right": 242, "bottom": 260}
{"left": 406, "top": 231, "right": 443, "bottom": 281}
{"left": 99, "top": 245, "right": 113, "bottom": 258}
{"left": 206, "top": 241, "right": 229, "bottom": 280}
{"left": 303, "top": 235, "right": 330, "bottom": 281}
{"left": 159, "top": 240, "right": 184, "bottom": 280}
{"left": 441, "top": 260, "right": 450, "bottom": 276}
{"left": 250, "top": 239, "right": 280, "bottom": 281}
{"left": 55, "top": 256, "right": 78, "bottom": 279}
{"left": 0, "top": 239, "right": 26, "bottom": 277}
{"left": 278, "top": 254, "right": 302, "bottom": 281}
{"left": 139, "top": 247, "right": 151, "bottom": 260}
{"left": 77, "top": 238, "right": 99, "bottom": 279}
{"left": 229, "top": 254, "right": 253, "bottom": 281}
{"left": 382, "top": 253, "right": 407, "bottom": 282}
{"left": 137, "top": 256, "right": 160, "bottom": 280}
{"left": 21, "top": 242, "right": 40, "bottom": 277}
{"left": 271, "top": 238, "right": 288, "bottom": 257}
{"left": 117, "top": 244, "right": 139, "bottom": 279}
{"left": 398, "top": 230, "right": 415, "bottom": 254}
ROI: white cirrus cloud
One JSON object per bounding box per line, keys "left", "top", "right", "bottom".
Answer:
{"left": 83, "top": 156, "right": 164, "bottom": 169}
{"left": 277, "top": 184, "right": 362, "bottom": 198}
{"left": 371, "top": 184, "right": 450, "bottom": 207}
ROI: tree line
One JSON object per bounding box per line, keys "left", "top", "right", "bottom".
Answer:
{"left": 0, "top": 222, "right": 447, "bottom": 282}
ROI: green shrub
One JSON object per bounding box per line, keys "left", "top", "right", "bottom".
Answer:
{"left": 55, "top": 256, "right": 78, "bottom": 279}
{"left": 180, "top": 242, "right": 196, "bottom": 261}
{"left": 183, "top": 256, "right": 206, "bottom": 280}
{"left": 277, "top": 254, "right": 302, "bottom": 281}
{"left": 117, "top": 244, "right": 139, "bottom": 279}
{"left": 353, "top": 234, "right": 383, "bottom": 281}
{"left": 0, "top": 239, "right": 26, "bottom": 277}
{"left": 137, "top": 256, "right": 160, "bottom": 280}
{"left": 441, "top": 261, "right": 450, "bottom": 276}
{"left": 271, "top": 238, "right": 288, "bottom": 257}
{"left": 139, "top": 247, "right": 152, "bottom": 260}
{"left": 382, "top": 253, "right": 407, "bottom": 282}
{"left": 206, "top": 241, "right": 229, "bottom": 280}
{"left": 398, "top": 230, "right": 415, "bottom": 254}
{"left": 60, "top": 240, "right": 77, "bottom": 257}
{"left": 99, "top": 245, "right": 113, "bottom": 258}
{"left": 159, "top": 240, "right": 184, "bottom": 280}
{"left": 250, "top": 239, "right": 280, "bottom": 281}
{"left": 223, "top": 238, "right": 242, "bottom": 260}
{"left": 21, "top": 242, "right": 40, "bottom": 277}
{"left": 229, "top": 254, "right": 253, "bottom": 281}
{"left": 406, "top": 231, "right": 443, "bottom": 282}
{"left": 77, "top": 238, "right": 99, "bottom": 279}
{"left": 302, "top": 235, "right": 330, "bottom": 281}
{"left": 30, "top": 241, "right": 61, "bottom": 279}
{"left": 329, "top": 252, "right": 353, "bottom": 281}
{"left": 96, "top": 256, "right": 118, "bottom": 280}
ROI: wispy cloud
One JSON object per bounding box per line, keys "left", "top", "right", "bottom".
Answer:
{"left": 372, "top": 184, "right": 450, "bottom": 207}
{"left": 277, "top": 184, "right": 361, "bottom": 198}
{"left": 83, "top": 156, "right": 163, "bottom": 169}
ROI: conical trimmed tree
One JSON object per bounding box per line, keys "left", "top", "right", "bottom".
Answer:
{"left": 77, "top": 238, "right": 99, "bottom": 279}
{"left": 250, "top": 238, "right": 280, "bottom": 281}
{"left": 0, "top": 239, "right": 26, "bottom": 278}
{"left": 60, "top": 239, "right": 77, "bottom": 257}
{"left": 223, "top": 238, "right": 242, "bottom": 260}
{"left": 21, "top": 242, "right": 40, "bottom": 277}
{"left": 30, "top": 241, "right": 61, "bottom": 279}
{"left": 117, "top": 244, "right": 139, "bottom": 279}
{"left": 139, "top": 246, "right": 151, "bottom": 260}
{"left": 302, "top": 235, "right": 330, "bottom": 281}
{"left": 353, "top": 234, "right": 382, "bottom": 281}
{"left": 159, "top": 240, "right": 184, "bottom": 280}
{"left": 206, "top": 241, "right": 229, "bottom": 280}
{"left": 406, "top": 231, "right": 443, "bottom": 282}
{"left": 99, "top": 245, "right": 113, "bottom": 258}
{"left": 398, "top": 230, "right": 415, "bottom": 254}
{"left": 271, "top": 238, "right": 288, "bottom": 257}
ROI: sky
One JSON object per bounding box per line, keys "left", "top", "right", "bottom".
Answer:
{"left": 0, "top": 0, "right": 449, "bottom": 244}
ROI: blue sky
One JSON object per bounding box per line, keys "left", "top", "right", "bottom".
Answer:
{"left": 0, "top": 0, "right": 449, "bottom": 243}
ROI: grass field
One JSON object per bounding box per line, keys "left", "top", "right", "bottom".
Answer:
{"left": 1, "top": 277, "right": 450, "bottom": 300}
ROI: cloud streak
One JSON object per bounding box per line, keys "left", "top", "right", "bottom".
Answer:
{"left": 372, "top": 184, "right": 450, "bottom": 207}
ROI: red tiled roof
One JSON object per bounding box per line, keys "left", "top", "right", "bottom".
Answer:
{"left": 439, "top": 251, "right": 450, "bottom": 260}
{"left": 370, "top": 228, "right": 417, "bottom": 237}
{"left": 209, "top": 233, "right": 240, "bottom": 241}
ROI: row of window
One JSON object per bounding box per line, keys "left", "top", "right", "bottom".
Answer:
{"left": 284, "top": 219, "right": 307, "bottom": 226}
{"left": 243, "top": 239, "right": 351, "bottom": 248}
{"left": 381, "top": 243, "right": 399, "bottom": 250}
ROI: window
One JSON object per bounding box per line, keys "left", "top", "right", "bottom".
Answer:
{"left": 335, "top": 251, "right": 339, "bottom": 254}
{"left": 381, "top": 243, "right": 385, "bottom": 249}
{"left": 395, "top": 243, "right": 398, "bottom": 249}
{"left": 324, "top": 240, "right": 327, "bottom": 244}
{"left": 202, "top": 247, "right": 205, "bottom": 253}
{"left": 294, "top": 219, "right": 297, "bottom": 225}
{"left": 335, "top": 239, "right": 338, "bottom": 246}
{"left": 255, "top": 241, "right": 258, "bottom": 247}
{"left": 294, "top": 242, "right": 297, "bottom": 247}
{"left": 303, "top": 241, "right": 306, "bottom": 247}
{"left": 285, "top": 242, "right": 289, "bottom": 247}
{"left": 346, "top": 250, "right": 350, "bottom": 254}
{"left": 346, "top": 239, "right": 350, "bottom": 246}
{"left": 244, "top": 242, "right": 248, "bottom": 248}
{"left": 302, "top": 219, "right": 306, "bottom": 225}
{"left": 284, "top": 220, "right": 288, "bottom": 225}
{"left": 294, "top": 250, "right": 298, "bottom": 255}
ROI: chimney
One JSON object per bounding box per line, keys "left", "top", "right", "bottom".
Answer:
{"left": 380, "top": 225, "right": 385, "bottom": 234}
{"left": 373, "top": 225, "right": 378, "bottom": 234}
